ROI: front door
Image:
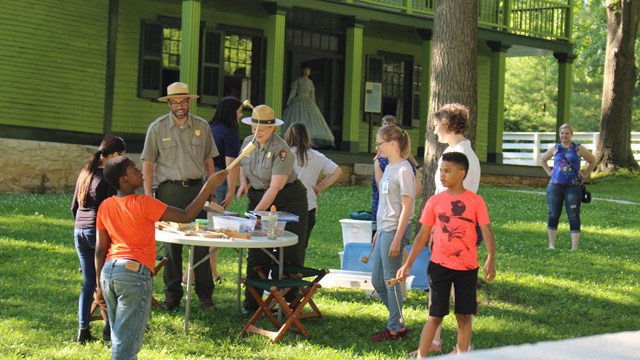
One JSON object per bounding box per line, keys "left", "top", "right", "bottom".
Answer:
{"left": 284, "top": 54, "right": 343, "bottom": 149}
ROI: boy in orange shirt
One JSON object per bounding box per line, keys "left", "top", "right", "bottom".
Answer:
{"left": 94, "top": 156, "right": 226, "bottom": 359}
{"left": 398, "top": 152, "right": 496, "bottom": 358}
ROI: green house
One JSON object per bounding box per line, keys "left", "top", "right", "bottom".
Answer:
{"left": 0, "top": 0, "right": 573, "bottom": 164}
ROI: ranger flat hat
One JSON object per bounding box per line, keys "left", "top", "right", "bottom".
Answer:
{"left": 241, "top": 105, "right": 284, "bottom": 126}
{"left": 158, "top": 82, "right": 200, "bottom": 102}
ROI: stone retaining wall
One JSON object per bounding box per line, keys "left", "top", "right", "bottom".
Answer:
{"left": 0, "top": 138, "right": 141, "bottom": 194}
{"left": 0, "top": 138, "right": 547, "bottom": 194}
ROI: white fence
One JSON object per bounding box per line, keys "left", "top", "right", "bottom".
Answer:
{"left": 502, "top": 132, "right": 640, "bottom": 166}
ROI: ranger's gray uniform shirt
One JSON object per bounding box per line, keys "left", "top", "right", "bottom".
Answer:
{"left": 239, "top": 133, "right": 297, "bottom": 190}
{"left": 141, "top": 113, "right": 219, "bottom": 183}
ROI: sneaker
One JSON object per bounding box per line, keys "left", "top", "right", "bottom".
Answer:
{"left": 369, "top": 328, "right": 409, "bottom": 342}
{"left": 449, "top": 344, "right": 474, "bottom": 355}
{"left": 409, "top": 339, "right": 442, "bottom": 357}
{"left": 548, "top": 245, "right": 556, "bottom": 250}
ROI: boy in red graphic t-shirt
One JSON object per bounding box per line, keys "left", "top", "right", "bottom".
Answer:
{"left": 398, "top": 152, "right": 496, "bottom": 358}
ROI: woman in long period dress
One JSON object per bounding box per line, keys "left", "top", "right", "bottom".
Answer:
{"left": 281, "top": 65, "right": 335, "bottom": 149}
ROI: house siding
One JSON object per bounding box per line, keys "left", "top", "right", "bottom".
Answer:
{"left": 0, "top": 0, "right": 108, "bottom": 134}
{"left": 358, "top": 27, "right": 424, "bottom": 155}
{"left": 111, "top": 1, "right": 270, "bottom": 134}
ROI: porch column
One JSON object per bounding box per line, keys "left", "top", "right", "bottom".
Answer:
{"left": 554, "top": 52, "right": 576, "bottom": 136}
{"left": 487, "top": 41, "right": 511, "bottom": 163}
{"left": 342, "top": 18, "right": 365, "bottom": 153}
{"left": 180, "top": 0, "right": 202, "bottom": 114}
{"left": 416, "top": 29, "right": 432, "bottom": 159}
{"left": 264, "top": 4, "right": 288, "bottom": 116}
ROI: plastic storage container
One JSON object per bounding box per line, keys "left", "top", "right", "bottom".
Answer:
{"left": 404, "top": 244, "right": 431, "bottom": 290}
{"left": 209, "top": 215, "right": 256, "bottom": 234}
{"left": 339, "top": 219, "right": 372, "bottom": 246}
{"left": 341, "top": 242, "right": 373, "bottom": 272}
{"left": 319, "top": 270, "right": 414, "bottom": 291}
{"left": 260, "top": 219, "right": 286, "bottom": 237}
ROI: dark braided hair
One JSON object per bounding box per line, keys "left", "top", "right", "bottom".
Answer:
{"left": 103, "top": 156, "right": 134, "bottom": 190}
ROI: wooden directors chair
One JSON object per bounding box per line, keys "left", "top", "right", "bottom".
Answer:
{"left": 90, "top": 255, "right": 168, "bottom": 322}
{"left": 240, "top": 277, "right": 321, "bottom": 343}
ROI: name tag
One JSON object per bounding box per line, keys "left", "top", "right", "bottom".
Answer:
{"left": 162, "top": 137, "right": 172, "bottom": 141}
{"left": 124, "top": 260, "right": 140, "bottom": 272}
{"left": 381, "top": 180, "right": 389, "bottom": 194}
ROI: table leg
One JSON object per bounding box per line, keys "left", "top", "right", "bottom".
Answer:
{"left": 278, "top": 246, "right": 284, "bottom": 322}
{"left": 237, "top": 248, "right": 243, "bottom": 313}
{"left": 184, "top": 245, "right": 195, "bottom": 334}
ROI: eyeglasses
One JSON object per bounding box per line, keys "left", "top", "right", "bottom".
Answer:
{"left": 169, "top": 99, "right": 190, "bottom": 107}
{"left": 375, "top": 141, "right": 387, "bottom": 147}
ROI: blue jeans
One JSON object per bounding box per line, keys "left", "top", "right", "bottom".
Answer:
{"left": 74, "top": 228, "right": 97, "bottom": 329}
{"left": 547, "top": 183, "right": 581, "bottom": 233}
{"left": 101, "top": 259, "right": 152, "bottom": 360}
{"left": 371, "top": 227, "right": 411, "bottom": 332}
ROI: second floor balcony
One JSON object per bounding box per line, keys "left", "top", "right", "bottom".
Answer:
{"left": 338, "top": 0, "right": 572, "bottom": 41}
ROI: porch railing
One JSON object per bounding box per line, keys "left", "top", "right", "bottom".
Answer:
{"left": 503, "top": 132, "right": 640, "bottom": 166}
{"left": 347, "top": 0, "right": 571, "bottom": 41}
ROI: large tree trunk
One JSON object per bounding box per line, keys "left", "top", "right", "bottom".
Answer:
{"left": 420, "top": 0, "right": 478, "bottom": 211}
{"left": 595, "top": 0, "right": 640, "bottom": 172}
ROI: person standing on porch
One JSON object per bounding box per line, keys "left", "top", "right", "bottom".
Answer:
{"left": 281, "top": 64, "right": 335, "bottom": 149}
{"left": 141, "top": 82, "right": 219, "bottom": 310}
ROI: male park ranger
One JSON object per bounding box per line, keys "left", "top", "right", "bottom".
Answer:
{"left": 141, "top": 82, "right": 219, "bottom": 310}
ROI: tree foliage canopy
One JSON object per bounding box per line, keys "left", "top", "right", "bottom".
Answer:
{"left": 504, "top": 0, "right": 640, "bottom": 133}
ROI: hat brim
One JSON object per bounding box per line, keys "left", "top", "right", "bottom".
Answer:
{"left": 157, "top": 94, "right": 200, "bottom": 102}
{"left": 241, "top": 116, "right": 284, "bottom": 126}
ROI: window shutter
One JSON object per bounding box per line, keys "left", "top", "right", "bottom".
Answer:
{"left": 200, "top": 29, "right": 223, "bottom": 105}
{"left": 139, "top": 21, "right": 163, "bottom": 99}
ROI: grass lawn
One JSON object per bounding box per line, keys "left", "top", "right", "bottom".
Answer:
{"left": 0, "top": 174, "right": 639, "bottom": 359}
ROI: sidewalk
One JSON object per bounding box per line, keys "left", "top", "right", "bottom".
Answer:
{"left": 456, "top": 331, "right": 640, "bottom": 359}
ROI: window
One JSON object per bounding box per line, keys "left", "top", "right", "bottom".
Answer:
{"left": 412, "top": 64, "right": 422, "bottom": 126}
{"left": 366, "top": 53, "right": 415, "bottom": 126}
{"left": 285, "top": 28, "right": 340, "bottom": 53}
{"left": 223, "top": 33, "right": 253, "bottom": 100}
{"left": 162, "top": 27, "right": 181, "bottom": 70}
{"left": 139, "top": 20, "right": 263, "bottom": 105}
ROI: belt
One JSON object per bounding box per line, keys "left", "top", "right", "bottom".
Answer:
{"left": 251, "top": 180, "right": 300, "bottom": 193}
{"left": 161, "top": 178, "right": 203, "bottom": 187}
{"left": 106, "top": 259, "right": 150, "bottom": 275}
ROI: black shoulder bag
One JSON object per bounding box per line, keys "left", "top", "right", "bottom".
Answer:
{"left": 560, "top": 148, "right": 591, "bottom": 204}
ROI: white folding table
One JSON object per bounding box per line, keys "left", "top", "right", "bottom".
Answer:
{"left": 155, "top": 229, "right": 298, "bottom": 333}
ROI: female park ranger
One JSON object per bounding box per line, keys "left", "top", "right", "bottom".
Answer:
{"left": 236, "top": 104, "right": 309, "bottom": 314}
